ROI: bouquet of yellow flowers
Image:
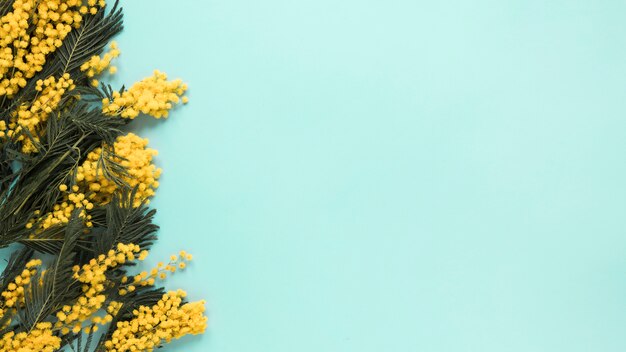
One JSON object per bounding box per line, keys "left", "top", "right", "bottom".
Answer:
{"left": 0, "top": 1, "right": 207, "bottom": 351}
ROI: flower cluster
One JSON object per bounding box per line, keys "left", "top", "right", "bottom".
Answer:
{"left": 26, "top": 185, "right": 93, "bottom": 231}
{"left": 0, "top": 322, "right": 61, "bottom": 352}
{"left": 102, "top": 70, "right": 188, "bottom": 119}
{"left": 80, "top": 41, "right": 120, "bottom": 86}
{"left": 0, "top": 260, "right": 52, "bottom": 351}
{"left": 28, "top": 133, "right": 160, "bottom": 231}
{"left": 104, "top": 290, "right": 207, "bottom": 352}
{"left": 0, "top": 0, "right": 102, "bottom": 97}
{"left": 0, "top": 245, "right": 206, "bottom": 352}
{"left": 54, "top": 243, "right": 142, "bottom": 335}
{"left": 77, "top": 133, "right": 162, "bottom": 207}
{"left": 0, "top": 259, "right": 41, "bottom": 313}
{"left": 7, "top": 74, "right": 75, "bottom": 153}
{"left": 49, "top": 244, "right": 205, "bottom": 345}
{"left": 121, "top": 250, "right": 193, "bottom": 292}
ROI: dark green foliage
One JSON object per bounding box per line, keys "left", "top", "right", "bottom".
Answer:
{"left": 0, "top": 0, "right": 13, "bottom": 17}
{"left": 17, "top": 213, "right": 83, "bottom": 330}
{"left": 0, "top": 2, "right": 187, "bottom": 350}
{"left": 48, "top": 0, "right": 124, "bottom": 76}
{"left": 93, "top": 190, "right": 159, "bottom": 256}
{"left": 67, "top": 327, "right": 96, "bottom": 352}
{"left": 0, "top": 1, "right": 127, "bottom": 248}
{"left": 0, "top": 103, "right": 128, "bottom": 247}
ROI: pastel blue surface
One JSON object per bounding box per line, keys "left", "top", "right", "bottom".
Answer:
{"left": 114, "top": 1, "right": 626, "bottom": 351}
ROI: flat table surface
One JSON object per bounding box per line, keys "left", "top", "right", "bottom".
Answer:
{"left": 15, "top": 1, "right": 626, "bottom": 351}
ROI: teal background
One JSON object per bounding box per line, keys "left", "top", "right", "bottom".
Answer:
{"left": 115, "top": 0, "right": 626, "bottom": 351}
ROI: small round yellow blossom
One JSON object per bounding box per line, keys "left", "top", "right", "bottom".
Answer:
{"left": 0, "top": 121, "right": 6, "bottom": 139}
{"left": 106, "top": 301, "right": 122, "bottom": 315}
{"left": 138, "top": 250, "right": 149, "bottom": 261}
